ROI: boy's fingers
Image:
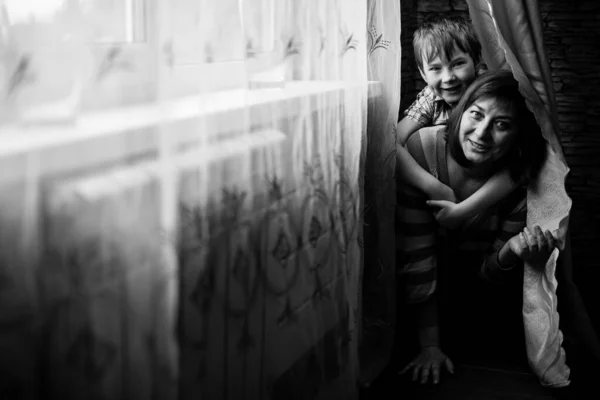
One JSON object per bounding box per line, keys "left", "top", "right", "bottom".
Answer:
{"left": 426, "top": 200, "right": 449, "bottom": 208}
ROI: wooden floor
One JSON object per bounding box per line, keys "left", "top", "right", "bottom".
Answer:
{"left": 362, "top": 364, "right": 552, "bottom": 399}
{"left": 363, "top": 289, "right": 596, "bottom": 400}
{"left": 359, "top": 356, "right": 582, "bottom": 400}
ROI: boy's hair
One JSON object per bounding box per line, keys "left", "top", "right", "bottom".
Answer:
{"left": 446, "top": 70, "right": 547, "bottom": 183}
{"left": 413, "top": 15, "right": 482, "bottom": 72}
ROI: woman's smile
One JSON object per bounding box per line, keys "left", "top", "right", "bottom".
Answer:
{"left": 468, "top": 140, "right": 491, "bottom": 153}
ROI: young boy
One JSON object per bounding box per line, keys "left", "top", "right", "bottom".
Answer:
{"left": 397, "top": 15, "right": 518, "bottom": 228}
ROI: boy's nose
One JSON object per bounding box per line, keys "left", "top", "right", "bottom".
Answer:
{"left": 442, "top": 69, "right": 456, "bottom": 83}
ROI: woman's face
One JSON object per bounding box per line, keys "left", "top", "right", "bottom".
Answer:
{"left": 459, "top": 96, "right": 519, "bottom": 166}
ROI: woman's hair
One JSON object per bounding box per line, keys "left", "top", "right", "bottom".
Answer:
{"left": 446, "top": 70, "right": 547, "bottom": 183}
{"left": 413, "top": 15, "right": 482, "bottom": 72}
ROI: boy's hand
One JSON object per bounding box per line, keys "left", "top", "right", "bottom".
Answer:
{"left": 426, "top": 200, "right": 466, "bottom": 229}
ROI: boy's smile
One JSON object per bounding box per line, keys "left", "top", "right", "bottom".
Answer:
{"left": 420, "top": 47, "right": 477, "bottom": 106}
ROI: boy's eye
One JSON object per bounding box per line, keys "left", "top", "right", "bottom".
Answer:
{"left": 428, "top": 66, "right": 440, "bottom": 71}
{"left": 453, "top": 60, "right": 466, "bottom": 67}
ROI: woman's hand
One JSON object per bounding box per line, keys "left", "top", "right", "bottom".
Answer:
{"left": 506, "top": 226, "right": 558, "bottom": 269}
{"left": 426, "top": 200, "right": 467, "bottom": 229}
{"left": 399, "top": 346, "right": 454, "bottom": 385}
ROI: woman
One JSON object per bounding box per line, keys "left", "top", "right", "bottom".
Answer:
{"left": 396, "top": 70, "right": 554, "bottom": 385}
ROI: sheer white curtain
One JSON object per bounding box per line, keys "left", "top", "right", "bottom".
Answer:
{"left": 0, "top": 0, "right": 395, "bottom": 399}
{"left": 360, "top": 0, "right": 401, "bottom": 386}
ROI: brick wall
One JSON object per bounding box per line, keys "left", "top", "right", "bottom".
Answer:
{"left": 540, "top": 0, "right": 600, "bottom": 331}
{"left": 401, "top": 0, "right": 600, "bottom": 329}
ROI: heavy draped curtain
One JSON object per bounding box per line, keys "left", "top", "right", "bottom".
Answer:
{"left": 467, "top": 0, "right": 600, "bottom": 387}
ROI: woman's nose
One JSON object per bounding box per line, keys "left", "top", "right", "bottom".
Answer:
{"left": 473, "top": 121, "right": 491, "bottom": 139}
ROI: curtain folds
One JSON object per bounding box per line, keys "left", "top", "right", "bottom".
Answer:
{"left": 467, "top": 0, "right": 600, "bottom": 387}
{"left": 359, "top": 0, "right": 402, "bottom": 386}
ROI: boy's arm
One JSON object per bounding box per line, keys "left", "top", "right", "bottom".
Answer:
{"left": 396, "top": 88, "right": 455, "bottom": 200}
{"left": 427, "top": 170, "right": 521, "bottom": 229}
{"left": 459, "top": 169, "right": 521, "bottom": 219}
{"left": 397, "top": 132, "right": 456, "bottom": 202}
{"left": 396, "top": 116, "right": 423, "bottom": 146}
{"left": 398, "top": 87, "right": 435, "bottom": 144}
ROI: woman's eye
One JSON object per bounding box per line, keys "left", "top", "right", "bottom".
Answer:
{"left": 470, "top": 110, "right": 483, "bottom": 119}
{"left": 495, "top": 121, "right": 510, "bottom": 130}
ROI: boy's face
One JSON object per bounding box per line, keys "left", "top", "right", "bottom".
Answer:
{"left": 419, "top": 47, "right": 476, "bottom": 106}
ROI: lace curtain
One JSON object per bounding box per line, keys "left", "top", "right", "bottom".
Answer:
{"left": 0, "top": 0, "right": 400, "bottom": 399}
{"left": 360, "top": 0, "right": 401, "bottom": 386}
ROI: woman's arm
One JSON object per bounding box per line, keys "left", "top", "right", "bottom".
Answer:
{"left": 414, "top": 297, "right": 441, "bottom": 347}
{"left": 481, "top": 195, "right": 558, "bottom": 280}
{"left": 502, "top": 226, "right": 558, "bottom": 269}
{"left": 397, "top": 136, "right": 454, "bottom": 384}
{"left": 397, "top": 182, "right": 439, "bottom": 303}
{"left": 398, "top": 183, "right": 452, "bottom": 383}
{"left": 399, "top": 183, "right": 440, "bottom": 340}
{"left": 480, "top": 195, "right": 527, "bottom": 280}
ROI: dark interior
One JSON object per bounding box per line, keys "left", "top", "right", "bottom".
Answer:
{"left": 361, "top": 247, "right": 597, "bottom": 399}
{"left": 361, "top": 0, "right": 600, "bottom": 398}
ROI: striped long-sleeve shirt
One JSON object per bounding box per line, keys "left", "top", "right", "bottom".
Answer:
{"left": 396, "top": 127, "right": 526, "bottom": 328}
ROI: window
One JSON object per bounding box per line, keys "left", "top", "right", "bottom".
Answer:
{"left": 1, "top": 0, "right": 151, "bottom": 115}
{"left": 4, "top": 0, "right": 146, "bottom": 43}
{"left": 0, "top": 0, "right": 378, "bottom": 176}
